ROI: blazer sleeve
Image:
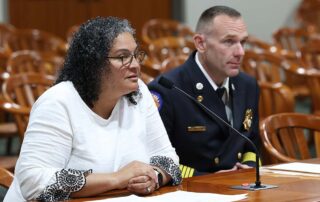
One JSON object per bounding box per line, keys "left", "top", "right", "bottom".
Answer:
{"left": 15, "top": 95, "right": 90, "bottom": 200}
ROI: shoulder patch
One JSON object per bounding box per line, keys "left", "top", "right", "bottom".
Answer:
{"left": 150, "top": 90, "right": 163, "bottom": 111}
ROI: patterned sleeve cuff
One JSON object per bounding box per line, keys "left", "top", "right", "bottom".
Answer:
{"left": 150, "top": 156, "right": 182, "bottom": 185}
{"left": 36, "top": 168, "right": 92, "bottom": 201}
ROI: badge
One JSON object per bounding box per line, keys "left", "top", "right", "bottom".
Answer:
{"left": 243, "top": 109, "right": 253, "bottom": 131}
{"left": 187, "top": 126, "right": 206, "bottom": 132}
{"left": 150, "top": 90, "right": 163, "bottom": 111}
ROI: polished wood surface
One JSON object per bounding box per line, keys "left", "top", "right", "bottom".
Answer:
{"left": 9, "top": 0, "right": 172, "bottom": 41}
{"left": 67, "top": 158, "right": 320, "bottom": 202}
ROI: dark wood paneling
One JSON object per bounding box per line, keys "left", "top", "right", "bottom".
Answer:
{"left": 9, "top": 0, "right": 172, "bottom": 41}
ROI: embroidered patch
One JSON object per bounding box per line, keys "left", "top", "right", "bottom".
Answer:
{"left": 150, "top": 90, "right": 163, "bottom": 111}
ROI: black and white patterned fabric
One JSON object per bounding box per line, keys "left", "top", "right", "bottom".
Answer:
{"left": 150, "top": 156, "right": 182, "bottom": 185}
{"left": 36, "top": 168, "right": 92, "bottom": 201}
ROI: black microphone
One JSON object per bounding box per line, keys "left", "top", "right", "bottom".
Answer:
{"left": 158, "top": 76, "right": 277, "bottom": 191}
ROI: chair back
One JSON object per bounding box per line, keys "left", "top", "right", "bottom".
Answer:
{"left": 284, "top": 64, "right": 320, "bottom": 112}
{"left": 300, "top": 38, "right": 320, "bottom": 70}
{"left": 6, "top": 50, "right": 64, "bottom": 77}
{"left": 140, "top": 57, "right": 161, "bottom": 84}
{"left": 147, "top": 36, "right": 195, "bottom": 65}
{"left": 258, "top": 82, "right": 295, "bottom": 121}
{"left": 0, "top": 167, "right": 13, "bottom": 188}
{"left": 296, "top": 0, "right": 320, "bottom": 31}
{"left": 260, "top": 112, "right": 320, "bottom": 163}
{"left": 142, "top": 18, "right": 194, "bottom": 44}
{"left": 245, "top": 35, "right": 277, "bottom": 53}
{"left": 242, "top": 50, "right": 283, "bottom": 83}
{"left": 1, "top": 73, "right": 55, "bottom": 139}
{"left": 160, "top": 54, "right": 187, "bottom": 73}
{"left": 0, "top": 23, "right": 15, "bottom": 54}
{"left": 6, "top": 29, "right": 67, "bottom": 56}
{"left": 273, "top": 26, "right": 315, "bottom": 53}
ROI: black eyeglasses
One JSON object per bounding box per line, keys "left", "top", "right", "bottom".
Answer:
{"left": 107, "top": 51, "right": 146, "bottom": 66}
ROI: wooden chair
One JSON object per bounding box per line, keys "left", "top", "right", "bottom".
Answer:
{"left": 160, "top": 54, "right": 188, "bottom": 73}
{"left": 1, "top": 73, "right": 55, "bottom": 139}
{"left": 245, "top": 35, "right": 278, "bottom": 53}
{"left": 258, "top": 82, "right": 295, "bottom": 121}
{"left": 273, "top": 26, "right": 316, "bottom": 55}
{"left": 260, "top": 112, "right": 320, "bottom": 163}
{"left": 140, "top": 57, "right": 160, "bottom": 84}
{"left": 142, "top": 18, "right": 194, "bottom": 45}
{"left": 258, "top": 81, "right": 295, "bottom": 165}
{"left": 300, "top": 38, "right": 320, "bottom": 70}
{"left": 147, "top": 36, "right": 195, "bottom": 65}
{"left": 283, "top": 64, "right": 320, "bottom": 113}
{"left": 242, "top": 50, "right": 284, "bottom": 83}
{"left": 295, "top": 0, "right": 320, "bottom": 31}
{"left": 6, "top": 50, "right": 64, "bottom": 77}
{"left": 272, "top": 26, "right": 317, "bottom": 98}
{"left": 0, "top": 167, "right": 14, "bottom": 188}
{"left": 5, "top": 29, "right": 67, "bottom": 56}
{"left": 0, "top": 23, "right": 15, "bottom": 54}
{"left": 242, "top": 50, "right": 309, "bottom": 98}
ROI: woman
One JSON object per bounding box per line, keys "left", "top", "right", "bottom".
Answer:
{"left": 4, "top": 17, "right": 181, "bottom": 201}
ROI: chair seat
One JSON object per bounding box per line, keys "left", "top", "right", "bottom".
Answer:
{"left": 0, "top": 156, "right": 18, "bottom": 172}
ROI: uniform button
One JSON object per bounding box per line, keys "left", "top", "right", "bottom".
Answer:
{"left": 196, "top": 82, "right": 203, "bottom": 90}
{"left": 197, "top": 95, "right": 203, "bottom": 102}
{"left": 214, "top": 157, "right": 219, "bottom": 165}
{"left": 238, "top": 152, "right": 242, "bottom": 160}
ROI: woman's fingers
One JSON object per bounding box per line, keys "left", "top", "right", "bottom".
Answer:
{"left": 127, "top": 175, "right": 156, "bottom": 195}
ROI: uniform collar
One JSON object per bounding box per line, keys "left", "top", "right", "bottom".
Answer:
{"left": 195, "top": 52, "right": 231, "bottom": 100}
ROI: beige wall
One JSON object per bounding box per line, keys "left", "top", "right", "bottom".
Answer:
{"left": 183, "top": 0, "right": 301, "bottom": 43}
{"left": 0, "top": 0, "right": 8, "bottom": 22}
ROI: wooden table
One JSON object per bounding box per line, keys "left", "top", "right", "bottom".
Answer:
{"left": 68, "top": 159, "right": 320, "bottom": 202}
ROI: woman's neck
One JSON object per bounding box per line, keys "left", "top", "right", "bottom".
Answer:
{"left": 92, "top": 94, "right": 120, "bottom": 119}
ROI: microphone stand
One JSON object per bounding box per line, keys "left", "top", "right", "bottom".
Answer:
{"left": 159, "top": 77, "right": 277, "bottom": 190}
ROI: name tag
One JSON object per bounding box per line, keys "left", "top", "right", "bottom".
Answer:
{"left": 187, "top": 126, "right": 206, "bottom": 132}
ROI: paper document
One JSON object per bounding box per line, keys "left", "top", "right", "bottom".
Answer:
{"left": 88, "top": 190, "right": 247, "bottom": 202}
{"left": 267, "top": 162, "right": 320, "bottom": 174}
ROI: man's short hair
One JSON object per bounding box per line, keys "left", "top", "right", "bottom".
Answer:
{"left": 195, "top": 5, "right": 241, "bottom": 33}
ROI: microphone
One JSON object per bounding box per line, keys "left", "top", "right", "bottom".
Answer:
{"left": 158, "top": 76, "right": 277, "bottom": 191}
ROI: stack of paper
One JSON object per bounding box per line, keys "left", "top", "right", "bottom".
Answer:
{"left": 262, "top": 162, "right": 320, "bottom": 177}
{"left": 267, "top": 162, "right": 320, "bottom": 174}
{"left": 88, "top": 191, "right": 247, "bottom": 202}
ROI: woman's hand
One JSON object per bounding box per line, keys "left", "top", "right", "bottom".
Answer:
{"left": 115, "top": 161, "right": 157, "bottom": 191}
{"left": 127, "top": 174, "right": 158, "bottom": 195}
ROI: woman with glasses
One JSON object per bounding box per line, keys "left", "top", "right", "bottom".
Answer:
{"left": 4, "top": 17, "right": 181, "bottom": 201}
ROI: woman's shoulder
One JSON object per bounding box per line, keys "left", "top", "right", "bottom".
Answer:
{"left": 33, "top": 81, "right": 78, "bottom": 108}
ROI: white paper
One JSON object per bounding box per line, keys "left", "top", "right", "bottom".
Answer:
{"left": 266, "top": 162, "right": 320, "bottom": 174}
{"left": 87, "top": 191, "right": 247, "bottom": 202}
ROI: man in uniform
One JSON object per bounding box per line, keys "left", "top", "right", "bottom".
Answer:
{"left": 148, "top": 5, "right": 260, "bottom": 177}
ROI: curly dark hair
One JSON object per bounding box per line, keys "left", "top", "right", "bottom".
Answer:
{"left": 55, "top": 16, "right": 136, "bottom": 108}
